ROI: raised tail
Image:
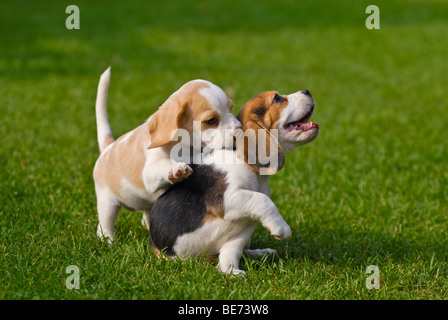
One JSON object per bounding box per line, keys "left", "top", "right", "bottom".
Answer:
{"left": 95, "top": 67, "right": 115, "bottom": 153}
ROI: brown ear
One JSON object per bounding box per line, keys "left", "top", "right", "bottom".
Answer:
{"left": 147, "top": 99, "right": 187, "bottom": 149}
{"left": 236, "top": 117, "right": 285, "bottom": 175}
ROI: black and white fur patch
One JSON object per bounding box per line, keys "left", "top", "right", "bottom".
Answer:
{"left": 149, "top": 164, "right": 227, "bottom": 256}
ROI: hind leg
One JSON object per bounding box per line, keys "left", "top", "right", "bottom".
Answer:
{"left": 95, "top": 185, "right": 120, "bottom": 244}
{"left": 244, "top": 248, "right": 277, "bottom": 259}
{"left": 242, "top": 237, "right": 276, "bottom": 259}
{"left": 217, "top": 226, "right": 255, "bottom": 276}
{"left": 141, "top": 210, "right": 151, "bottom": 230}
{"left": 218, "top": 238, "right": 246, "bottom": 276}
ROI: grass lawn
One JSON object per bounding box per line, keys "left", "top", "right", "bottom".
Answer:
{"left": 1, "top": 0, "right": 447, "bottom": 300}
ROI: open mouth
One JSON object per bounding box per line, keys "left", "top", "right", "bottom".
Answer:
{"left": 284, "top": 110, "right": 319, "bottom": 132}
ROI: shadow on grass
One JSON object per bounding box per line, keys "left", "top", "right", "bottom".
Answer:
{"left": 276, "top": 229, "right": 446, "bottom": 267}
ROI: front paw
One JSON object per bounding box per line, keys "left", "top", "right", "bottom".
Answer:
{"left": 265, "top": 219, "right": 291, "bottom": 240}
{"left": 168, "top": 162, "right": 192, "bottom": 183}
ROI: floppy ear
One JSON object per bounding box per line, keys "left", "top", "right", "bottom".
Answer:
{"left": 236, "top": 108, "right": 285, "bottom": 175}
{"left": 147, "top": 99, "right": 187, "bottom": 149}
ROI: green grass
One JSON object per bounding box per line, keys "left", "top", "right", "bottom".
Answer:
{"left": 1, "top": 0, "right": 447, "bottom": 299}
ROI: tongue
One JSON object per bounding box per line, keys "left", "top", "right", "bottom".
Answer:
{"left": 303, "top": 122, "right": 319, "bottom": 130}
{"left": 289, "top": 121, "right": 318, "bottom": 131}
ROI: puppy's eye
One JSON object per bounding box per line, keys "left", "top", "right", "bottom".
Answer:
{"left": 205, "top": 117, "right": 218, "bottom": 125}
{"left": 273, "top": 94, "right": 284, "bottom": 103}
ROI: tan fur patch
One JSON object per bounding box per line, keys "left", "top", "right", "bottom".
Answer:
{"left": 147, "top": 81, "right": 222, "bottom": 149}
{"left": 237, "top": 91, "right": 289, "bottom": 130}
{"left": 236, "top": 92, "right": 288, "bottom": 173}
{"left": 93, "top": 124, "right": 147, "bottom": 201}
{"left": 200, "top": 166, "right": 228, "bottom": 224}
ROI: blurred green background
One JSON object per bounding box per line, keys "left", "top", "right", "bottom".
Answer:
{"left": 0, "top": 0, "right": 447, "bottom": 299}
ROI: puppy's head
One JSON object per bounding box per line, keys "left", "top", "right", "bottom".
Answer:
{"left": 237, "top": 90, "right": 319, "bottom": 174}
{"left": 147, "top": 80, "right": 241, "bottom": 151}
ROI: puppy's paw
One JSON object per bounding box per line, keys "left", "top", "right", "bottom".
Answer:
{"left": 217, "top": 263, "right": 246, "bottom": 277}
{"left": 265, "top": 220, "right": 291, "bottom": 240}
{"left": 168, "top": 162, "right": 192, "bottom": 183}
{"left": 96, "top": 224, "right": 114, "bottom": 245}
{"left": 244, "top": 248, "right": 277, "bottom": 259}
{"left": 230, "top": 269, "right": 246, "bottom": 277}
{"left": 219, "top": 266, "right": 246, "bottom": 277}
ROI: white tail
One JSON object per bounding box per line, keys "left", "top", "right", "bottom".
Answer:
{"left": 95, "top": 67, "right": 115, "bottom": 153}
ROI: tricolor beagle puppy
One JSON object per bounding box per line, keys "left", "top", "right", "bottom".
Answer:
{"left": 149, "top": 89, "right": 319, "bottom": 275}
{"left": 93, "top": 67, "right": 241, "bottom": 242}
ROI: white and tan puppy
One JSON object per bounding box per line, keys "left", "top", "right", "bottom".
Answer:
{"left": 149, "top": 89, "right": 319, "bottom": 275}
{"left": 93, "top": 67, "right": 241, "bottom": 242}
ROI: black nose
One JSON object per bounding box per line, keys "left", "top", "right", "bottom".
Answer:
{"left": 301, "top": 89, "right": 311, "bottom": 96}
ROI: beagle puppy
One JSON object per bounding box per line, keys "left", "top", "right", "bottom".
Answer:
{"left": 149, "top": 89, "right": 319, "bottom": 275}
{"left": 93, "top": 67, "right": 241, "bottom": 242}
